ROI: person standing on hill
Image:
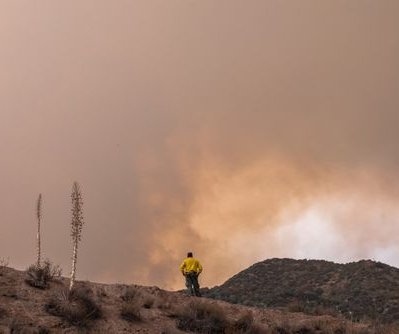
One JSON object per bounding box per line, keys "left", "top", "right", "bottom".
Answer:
{"left": 179, "top": 252, "right": 203, "bottom": 297}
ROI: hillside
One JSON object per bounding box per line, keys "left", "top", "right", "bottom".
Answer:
{"left": 0, "top": 265, "right": 385, "bottom": 333}
{"left": 205, "top": 258, "right": 399, "bottom": 324}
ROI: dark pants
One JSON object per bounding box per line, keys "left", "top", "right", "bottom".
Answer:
{"left": 185, "top": 271, "right": 201, "bottom": 297}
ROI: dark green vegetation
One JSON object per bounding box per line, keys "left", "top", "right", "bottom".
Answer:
{"left": 206, "top": 259, "right": 399, "bottom": 324}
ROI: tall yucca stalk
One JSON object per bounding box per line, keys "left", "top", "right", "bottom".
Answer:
{"left": 36, "top": 194, "right": 43, "bottom": 267}
{"left": 69, "top": 182, "right": 84, "bottom": 291}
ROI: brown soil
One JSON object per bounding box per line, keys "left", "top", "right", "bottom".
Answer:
{"left": 0, "top": 266, "right": 381, "bottom": 333}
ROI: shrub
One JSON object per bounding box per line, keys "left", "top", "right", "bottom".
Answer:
{"left": 156, "top": 291, "right": 173, "bottom": 310}
{"left": 245, "top": 324, "right": 268, "bottom": 334}
{"left": 45, "top": 286, "right": 102, "bottom": 327}
{"left": 271, "top": 326, "right": 290, "bottom": 334}
{"left": 121, "top": 302, "right": 142, "bottom": 322}
{"left": 0, "top": 306, "right": 7, "bottom": 319}
{"left": 291, "top": 325, "right": 313, "bottom": 334}
{"left": 143, "top": 295, "right": 155, "bottom": 309}
{"left": 0, "top": 257, "right": 9, "bottom": 267}
{"left": 121, "top": 286, "right": 141, "bottom": 302}
{"left": 269, "top": 319, "right": 292, "bottom": 334}
{"left": 287, "top": 300, "right": 306, "bottom": 313}
{"left": 96, "top": 287, "right": 108, "bottom": 297}
{"left": 8, "top": 319, "right": 23, "bottom": 333}
{"left": 38, "top": 327, "right": 50, "bottom": 334}
{"left": 172, "top": 301, "right": 268, "bottom": 334}
{"left": 174, "top": 301, "right": 229, "bottom": 333}
{"left": 161, "top": 326, "right": 182, "bottom": 334}
{"left": 231, "top": 312, "right": 268, "bottom": 333}
{"left": 8, "top": 319, "right": 50, "bottom": 334}
{"left": 120, "top": 286, "right": 142, "bottom": 322}
{"left": 232, "top": 312, "right": 255, "bottom": 332}
{"left": 121, "top": 286, "right": 155, "bottom": 308}
{"left": 0, "top": 257, "right": 9, "bottom": 276}
{"left": 308, "top": 318, "right": 334, "bottom": 331}
{"left": 375, "top": 324, "right": 399, "bottom": 334}
{"left": 25, "top": 260, "right": 62, "bottom": 289}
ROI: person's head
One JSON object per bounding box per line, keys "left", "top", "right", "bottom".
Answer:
{"left": 187, "top": 252, "right": 193, "bottom": 258}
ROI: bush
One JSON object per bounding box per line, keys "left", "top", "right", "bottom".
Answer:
{"left": 231, "top": 312, "right": 268, "bottom": 333}
{"left": 232, "top": 312, "right": 255, "bottom": 332}
{"left": 172, "top": 301, "right": 268, "bottom": 334}
{"left": 121, "top": 286, "right": 141, "bottom": 302}
{"left": 0, "top": 257, "right": 9, "bottom": 276}
{"left": 0, "top": 257, "right": 9, "bottom": 267}
{"left": 245, "top": 324, "right": 268, "bottom": 334}
{"left": 8, "top": 319, "right": 24, "bottom": 333}
{"left": 120, "top": 286, "right": 143, "bottom": 322}
{"left": 121, "top": 302, "right": 142, "bottom": 322}
{"left": 143, "top": 295, "right": 155, "bottom": 309}
{"left": 291, "top": 325, "right": 313, "bottom": 334}
{"left": 0, "top": 306, "right": 7, "bottom": 319}
{"left": 156, "top": 291, "right": 173, "bottom": 310}
{"left": 287, "top": 300, "right": 306, "bottom": 313}
{"left": 175, "top": 301, "right": 229, "bottom": 333}
{"left": 267, "top": 320, "right": 379, "bottom": 334}
{"left": 25, "top": 260, "right": 61, "bottom": 289}
{"left": 271, "top": 325, "right": 290, "bottom": 334}
{"left": 161, "top": 326, "right": 182, "bottom": 334}
{"left": 45, "top": 287, "right": 102, "bottom": 327}
{"left": 8, "top": 319, "right": 50, "bottom": 334}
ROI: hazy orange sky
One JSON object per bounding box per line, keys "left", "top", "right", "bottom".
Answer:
{"left": 1, "top": 1, "right": 399, "bottom": 290}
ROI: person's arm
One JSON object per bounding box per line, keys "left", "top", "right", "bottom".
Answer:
{"left": 197, "top": 261, "right": 203, "bottom": 275}
{"left": 179, "top": 260, "right": 186, "bottom": 276}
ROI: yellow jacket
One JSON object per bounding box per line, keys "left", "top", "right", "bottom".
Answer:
{"left": 179, "top": 257, "right": 203, "bottom": 274}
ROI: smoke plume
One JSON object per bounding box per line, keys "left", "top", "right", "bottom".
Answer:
{"left": 0, "top": 0, "right": 398, "bottom": 289}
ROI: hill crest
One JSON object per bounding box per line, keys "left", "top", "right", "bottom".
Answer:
{"left": 206, "top": 258, "right": 399, "bottom": 324}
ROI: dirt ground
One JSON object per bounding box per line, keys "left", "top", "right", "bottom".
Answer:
{"left": 0, "top": 266, "right": 376, "bottom": 333}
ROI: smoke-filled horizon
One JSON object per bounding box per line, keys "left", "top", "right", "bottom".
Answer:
{"left": 1, "top": 1, "right": 399, "bottom": 290}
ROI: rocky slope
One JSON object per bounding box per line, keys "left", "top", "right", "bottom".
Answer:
{"left": 206, "top": 258, "right": 399, "bottom": 324}
{"left": 0, "top": 265, "right": 384, "bottom": 333}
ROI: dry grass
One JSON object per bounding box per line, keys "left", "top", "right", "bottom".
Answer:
{"left": 264, "top": 317, "right": 397, "bottom": 334}
{"left": 367, "top": 324, "right": 399, "bottom": 334}
{"left": 0, "top": 306, "right": 7, "bottom": 319}
{"left": 156, "top": 291, "right": 173, "bottom": 310}
{"left": 161, "top": 326, "right": 185, "bottom": 334}
{"left": 121, "top": 286, "right": 141, "bottom": 302}
{"left": 25, "top": 260, "right": 61, "bottom": 289}
{"left": 121, "top": 302, "right": 142, "bottom": 322}
{"left": 172, "top": 301, "right": 271, "bottom": 334}
{"left": 8, "top": 319, "right": 50, "bottom": 334}
{"left": 45, "top": 286, "right": 102, "bottom": 327}
{"left": 120, "top": 286, "right": 143, "bottom": 322}
{"left": 2, "top": 265, "right": 397, "bottom": 334}
{"left": 287, "top": 300, "right": 306, "bottom": 313}
{"left": 174, "top": 300, "right": 229, "bottom": 333}
{"left": 230, "top": 312, "right": 268, "bottom": 333}
{"left": 207, "top": 259, "right": 399, "bottom": 324}
{"left": 143, "top": 294, "right": 155, "bottom": 309}
{"left": 0, "top": 257, "right": 9, "bottom": 267}
{"left": 8, "top": 319, "right": 24, "bottom": 333}
{"left": 232, "top": 312, "right": 255, "bottom": 331}
{"left": 0, "top": 257, "right": 9, "bottom": 277}
{"left": 171, "top": 301, "right": 382, "bottom": 334}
